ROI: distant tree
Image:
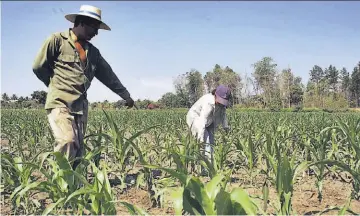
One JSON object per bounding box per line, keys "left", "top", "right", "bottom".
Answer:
{"left": 279, "top": 68, "right": 292, "bottom": 108}
{"left": 159, "top": 92, "right": 184, "bottom": 108}
{"left": 91, "top": 102, "right": 98, "bottom": 109}
{"left": 309, "top": 65, "right": 325, "bottom": 84}
{"left": 102, "top": 100, "right": 112, "bottom": 109}
{"left": 290, "top": 76, "right": 304, "bottom": 106}
{"left": 18, "top": 96, "right": 25, "bottom": 103}
{"left": 278, "top": 68, "right": 303, "bottom": 108}
{"left": 327, "top": 65, "right": 339, "bottom": 92}
{"left": 204, "top": 64, "right": 242, "bottom": 106}
{"left": 349, "top": 63, "right": 360, "bottom": 107}
{"left": 11, "top": 94, "right": 18, "bottom": 100}
{"left": 31, "top": 90, "right": 47, "bottom": 104}
{"left": 186, "top": 69, "right": 205, "bottom": 106}
{"left": 204, "top": 64, "right": 223, "bottom": 92}
{"left": 2, "top": 93, "right": 9, "bottom": 101}
{"left": 340, "top": 67, "right": 350, "bottom": 105}
{"left": 113, "top": 100, "right": 126, "bottom": 109}
{"left": 251, "top": 57, "right": 278, "bottom": 107}
{"left": 307, "top": 65, "right": 328, "bottom": 107}
{"left": 173, "top": 74, "right": 190, "bottom": 107}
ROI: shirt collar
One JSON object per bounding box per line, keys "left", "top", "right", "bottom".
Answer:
{"left": 70, "top": 29, "right": 78, "bottom": 42}
{"left": 60, "top": 28, "right": 89, "bottom": 49}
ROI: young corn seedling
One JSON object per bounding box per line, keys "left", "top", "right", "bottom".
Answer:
{"left": 9, "top": 151, "right": 87, "bottom": 215}
{"left": 164, "top": 128, "right": 199, "bottom": 175}
{"left": 146, "top": 163, "right": 260, "bottom": 215}
{"left": 262, "top": 123, "right": 310, "bottom": 215}
{"left": 9, "top": 148, "right": 146, "bottom": 215}
{"left": 234, "top": 131, "right": 261, "bottom": 186}
{"left": 303, "top": 126, "right": 334, "bottom": 203}
{"left": 100, "top": 110, "right": 160, "bottom": 191}
{"left": 213, "top": 128, "right": 236, "bottom": 174}
{"left": 3, "top": 152, "right": 43, "bottom": 214}
{"left": 264, "top": 150, "right": 309, "bottom": 215}
{"left": 310, "top": 117, "right": 360, "bottom": 200}
{"left": 123, "top": 128, "right": 166, "bottom": 208}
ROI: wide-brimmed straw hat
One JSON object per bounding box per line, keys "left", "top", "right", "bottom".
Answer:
{"left": 65, "top": 5, "right": 111, "bottom": 31}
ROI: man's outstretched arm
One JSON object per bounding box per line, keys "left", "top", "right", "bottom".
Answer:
{"left": 32, "top": 34, "right": 60, "bottom": 87}
{"left": 94, "top": 53, "right": 134, "bottom": 106}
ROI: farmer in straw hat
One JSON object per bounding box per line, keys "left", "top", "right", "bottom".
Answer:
{"left": 186, "top": 85, "right": 231, "bottom": 168}
{"left": 32, "top": 5, "right": 135, "bottom": 169}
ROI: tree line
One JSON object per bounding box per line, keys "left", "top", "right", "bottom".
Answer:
{"left": 158, "top": 57, "right": 360, "bottom": 110}
{"left": 2, "top": 57, "right": 360, "bottom": 110}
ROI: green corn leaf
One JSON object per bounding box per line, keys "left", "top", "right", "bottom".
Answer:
{"left": 214, "top": 188, "right": 233, "bottom": 215}
{"left": 119, "top": 201, "right": 149, "bottom": 216}
{"left": 69, "top": 169, "right": 92, "bottom": 187}
{"left": 13, "top": 157, "right": 23, "bottom": 172}
{"left": 143, "top": 165, "right": 188, "bottom": 185}
{"left": 182, "top": 188, "right": 203, "bottom": 215}
{"left": 262, "top": 181, "right": 269, "bottom": 212}
{"left": 186, "top": 177, "right": 216, "bottom": 215}
{"left": 54, "top": 153, "right": 72, "bottom": 170}
{"left": 293, "top": 161, "right": 311, "bottom": 182}
{"left": 11, "top": 185, "right": 24, "bottom": 207}
{"left": 91, "top": 194, "right": 100, "bottom": 214}
{"left": 64, "top": 187, "right": 97, "bottom": 204}
{"left": 42, "top": 197, "right": 66, "bottom": 215}
{"left": 204, "top": 174, "right": 224, "bottom": 200}
{"left": 16, "top": 181, "right": 47, "bottom": 200}
{"left": 230, "top": 188, "right": 258, "bottom": 215}
{"left": 311, "top": 160, "right": 359, "bottom": 182}
{"left": 55, "top": 176, "right": 68, "bottom": 192}
{"left": 171, "top": 187, "right": 184, "bottom": 215}
{"left": 338, "top": 197, "right": 351, "bottom": 216}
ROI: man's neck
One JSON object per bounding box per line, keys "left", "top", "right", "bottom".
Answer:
{"left": 70, "top": 31, "right": 78, "bottom": 42}
{"left": 70, "top": 28, "right": 83, "bottom": 42}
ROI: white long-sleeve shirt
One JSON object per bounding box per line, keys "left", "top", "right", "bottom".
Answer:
{"left": 186, "top": 93, "right": 229, "bottom": 142}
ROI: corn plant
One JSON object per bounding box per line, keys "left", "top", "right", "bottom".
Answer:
{"left": 234, "top": 131, "right": 261, "bottom": 185}
{"left": 97, "top": 110, "right": 160, "bottom": 192}
{"left": 311, "top": 117, "right": 360, "bottom": 200}
{"left": 2, "top": 109, "right": 360, "bottom": 215}
{"left": 262, "top": 123, "right": 310, "bottom": 215}
{"left": 212, "top": 129, "right": 236, "bottom": 174}
{"left": 2, "top": 152, "right": 42, "bottom": 214}
{"left": 303, "top": 126, "right": 334, "bottom": 202}
{"left": 264, "top": 151, "right": 309, "bottom": 215}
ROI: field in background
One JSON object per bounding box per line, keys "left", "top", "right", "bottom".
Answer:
{"left": 1, "top": 109, "right": 359, "bottom": 215}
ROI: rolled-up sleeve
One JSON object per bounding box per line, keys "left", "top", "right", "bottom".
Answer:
{"left": 32, "top": 34, "right": 60, "bottom": 86}
{"left": 94, "top": 53, "right": 131, "bottom": 100}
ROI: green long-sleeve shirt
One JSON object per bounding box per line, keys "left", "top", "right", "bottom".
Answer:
{"left": 32, "top": 28, "right": 131, "bottom": 115}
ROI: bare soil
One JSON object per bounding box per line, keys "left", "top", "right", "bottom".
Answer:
{"left": 1, "top": 138, "right": 9, "bottom": 147}
{"left": 1, "top": 137, "right": 358, "bottom": 215}
{"left": 3, "top": 171, "right": 358, "bottom": 215}
{"left": 113, "top": 173, "right": 360, "bottom": 215}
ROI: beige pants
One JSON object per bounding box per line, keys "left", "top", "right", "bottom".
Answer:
{"left": 47, "top": 107, "right": 88, "bottom": 163}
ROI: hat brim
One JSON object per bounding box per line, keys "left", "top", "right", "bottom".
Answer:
{"left": 215, "top": 94, "right": 229, "bottom": 106}
{"left": 65, "top": 13, "right": 111, "bottom": 31}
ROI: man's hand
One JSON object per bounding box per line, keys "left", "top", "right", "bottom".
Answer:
{"left": 125, "top": 97, "right": 135, "bottom": 108}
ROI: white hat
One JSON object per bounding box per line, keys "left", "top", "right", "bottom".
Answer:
{"left": 65, "top": 5, "right": 111, "bottom": 31}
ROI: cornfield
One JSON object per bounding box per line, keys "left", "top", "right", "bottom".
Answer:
{"left": 1, "top": 109, "right": 359, "bottom": 215}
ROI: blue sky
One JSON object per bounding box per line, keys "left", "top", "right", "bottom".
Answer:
{"left": 1, "top": 1, "right": 360, "bottom": 102}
